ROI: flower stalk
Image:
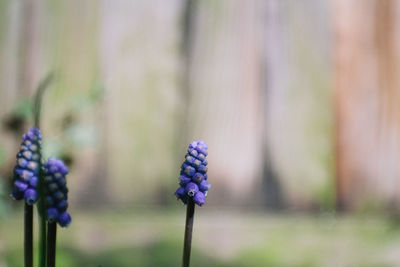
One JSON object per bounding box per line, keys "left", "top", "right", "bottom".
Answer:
{"left": 175, "top": 140, "right": 210, "bottom": 267}
{"left": 33, "top": 73, "right": 53, "bottom": 267}
{"left": 182, "top": 198, "right": 195, "bottom": 267}
{"left": 46, "top": 222, "right": 57, "bottom": 267}
{"left": 44, "top": 157, "right": 71, "bottom": 267}
{"left": 24, "top": 204, "right": 33, "bottom": 267}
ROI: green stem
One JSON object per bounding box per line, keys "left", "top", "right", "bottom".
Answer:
{"left": 33, "top": 73, "right": 53, "bottom": 127}
{"left": 33, "top": 72, "right": 53, "bottom": 267}
{"left": 24, "top": 204, "right": 33, "bottom": 267}
{"left": 182, "top": 198, "right": 195, "bottom": 267}
{"left": 38, "top": 210, "right": 47, "bottom": 267}
{"left": 46, "top": 222, "right": 57, "bottom": 267}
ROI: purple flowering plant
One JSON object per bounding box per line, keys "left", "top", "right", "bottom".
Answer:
{"left": 9, "top": 74, "right": 71, "bottom": 267}
{"left": 175, "top": 140, "right": 210, "bottom": 267}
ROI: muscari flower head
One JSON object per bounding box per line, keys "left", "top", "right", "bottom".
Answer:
{"left": 43, "top": 157, "right": 71, "bottom": 227}
{"left": 11, "top": 127, "right": 42, "bottom": 205}
{"left": 175, "top": 140, "right": 210, "bottom": 206}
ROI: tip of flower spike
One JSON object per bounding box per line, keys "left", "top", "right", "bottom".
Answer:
{"left": 23, "top": 127, "right": 42, "bottom": 142}
{"left": 45, "top": 157, "right": 69, "bottom": 175}
{"left": 58, "top": 212, "right": 71, "bottom": 227}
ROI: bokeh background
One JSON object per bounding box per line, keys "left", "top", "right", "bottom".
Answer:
{"left": 1, "top": 0, "right": 400, "bottom": 266}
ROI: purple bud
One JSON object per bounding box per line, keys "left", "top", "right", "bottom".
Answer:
{"left": 199, "top": 180, "right": 211, "bottom": 192}
{"left": 192, "top": 173, "right": 204, "bottom": 183}
{"left": 29, "top": 176, "right": 38, "bottom": 187}
{"left": 46, "top": 196, "right": 55, "bottom": 206}
{"left": 197, "top": 153, "right": 206, "bottom": 161}
{"left": 20, "top": 170, "right": 34, "bottom": 181}
{"left": 175, "top": 186, "right": 188, "bottom": 204}
{"left": 185, "top": 155, "right": 196, "bottom": 164}
{"left": 46, "top": 208, "right": 59, "bottom": 222}
{"left": 57, "top": 178, "right": 66, "bottom": 187}
{"left": 48, "top": 183, "right": 58, "bottom": 192}
{"left": 179, "top": 175, "right": 191, "bottom": 186}
{"left": 192, "top": 159, "right": 201, "bottom": 168}
{"left": 175, "top": 187, "right": 185, "bottom": 199}
{"left": 18, "top": 158, "right": 28, "bottom": 168}
{"left": 193, "top": 191, "right": 206, "bottom": 206}
{"left": 58, "top": 212, "right": 71, "bottom": 227}
{"left": 44, "top": 175, "right": 53, "bottom": 183}
{"left": 185, "top": 182, "right": 199, "bottom": 197}
{"left": 183, "top": 166, "right": 196, "bottom": 177}
{"left": 198, "top": 165, "right": 207, "bottom": 174}
{"left": 24, "top": 189, "right": 38, "bottom": 205}
{"left": 195, "top": 147, "right": 208, "bottom": 156}
{"left": 22, "top": 150, "right": 33, "bottom": 160}
{"left": 57, "top": 200, "right": 68, "bottom": 211}
{"left": 189, "top": 149, "right": 199, "bottom": 157}
{"left": 11, "top": 188, "right": 24, "bottom": 200}
{"left": 14, "top": 180, "right": 28, "bottom": 192}
{"left": 53, "top": 191, "right": 64, "bottom": 201}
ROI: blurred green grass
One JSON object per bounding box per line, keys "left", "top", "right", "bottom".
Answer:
{"left": 1, "top": 208, "right": 400, "bottom": 267}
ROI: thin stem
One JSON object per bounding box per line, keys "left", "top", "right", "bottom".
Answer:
{"left": 47, "top": 222, "right": 57, "bottom": 267}
{"left": 38, "top": 210, "right": 47, "bottom": 267}
{"left": 182, "top": 198, "right": 195, "bottom": 267}
{"left": 24, "top": 204, "right": 33, "bottom": 267}
{"left": 33, "top": 73, "right": 54, "bottom": 128}
{"left": 33, "top": 72, "right": 53, "bottom": 267}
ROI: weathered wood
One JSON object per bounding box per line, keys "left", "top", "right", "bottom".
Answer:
{"left": 334, "top": 0, "right": 400, "bottom": 209}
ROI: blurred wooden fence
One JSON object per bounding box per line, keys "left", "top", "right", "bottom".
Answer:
{"left": 0, "top": 0, "right": 398, "bottom": 210}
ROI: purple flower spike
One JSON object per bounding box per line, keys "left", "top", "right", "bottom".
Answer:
{"left": 44, "top": 158, "right": 71, "bottom": 227}
{"left": 175, "top": 140, "right": 210, "bottom": 206}
{"left": 11, "top": 127, "right": 42, "bottom": 205}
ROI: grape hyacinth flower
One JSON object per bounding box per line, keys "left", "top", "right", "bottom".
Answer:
{"left": 175, "top": 140, "right": 210, "bottom": 206}
{"left": 11, "top": 127, "right": 42, "bottom": 205}
{"left": 44, "top": 157, "right": 71, "bottom": 227}
{"left": 44, "top": 157, "right": 71, "bottom": 267}
{"left": 176, "top": 140, "right": 210, "bottom": 267}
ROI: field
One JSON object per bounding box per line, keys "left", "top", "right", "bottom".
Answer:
{"left": 1, "top": 208, "right": 400, "bottom": 267}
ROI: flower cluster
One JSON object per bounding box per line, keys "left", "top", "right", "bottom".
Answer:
{"left": 44, "top": 157, "right": 71, "bottom": 227}
{"left": 175, "top": 140, "right": 210, "bottom": 206}
{"left": 11, "top": 127, "right": 42, "bottom": 205}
